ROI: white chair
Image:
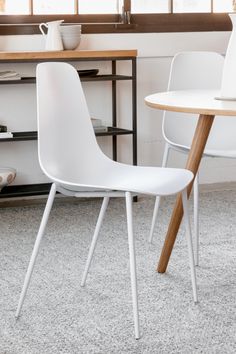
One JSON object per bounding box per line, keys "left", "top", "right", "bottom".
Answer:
{"left": 149, "top": 51, "right": 236, "bottom": 265}
{"left": 16, "top": 62, "right": 197, "bottom": 339}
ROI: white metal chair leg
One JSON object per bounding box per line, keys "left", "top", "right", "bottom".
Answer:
{"left": 149, "top": 143, "right": 170, "bottom": 243}
{"left": 15, "top": 183, "right": 57, "bottom": 318}
{"left": 81, "top": 196, "right": 109, "bottom": 287}
{"left": 182, "top": 189, "right": 198, "bottom": 303}
{"left": 125, "top": 191, "right": 140, "bottom": 339}
{"left": 193, "top": 173, "right": 199, "bottom": 266}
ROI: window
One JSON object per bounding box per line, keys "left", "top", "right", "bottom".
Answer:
{"left": 131, "top": 1, "right": 170, "bottom": 14}
{"left": 214, "top": 0, "right": 233, "bottom": 13}
{"left": 33, "top": 0, "right": 75, "bottom": 15}
{"left": 0, "top": 0, "right": 234, "bottom": 15}
{"left": 79, "top": 0, "right": 120, "bottom": 14}
{"left": 0, "top": 0, "right": 29, "bottom": 15}
{"left": 132, "top": 0, "right": 234, "bottom": 13}
{"left": 173, "top": 0, "right": 211, "bottom": 14}
{"left": 0, "top": 0, "right": 234, "bottom": 34}
{"left": 0, "top": 0, "right": 121, "bottom": 15}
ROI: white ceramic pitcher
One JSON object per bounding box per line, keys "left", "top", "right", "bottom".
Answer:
{"left": 39, "top": 20, "right": 64, "bottom": 51}
{"left": 220, "top": 13, "right": 236, "bottom": 100}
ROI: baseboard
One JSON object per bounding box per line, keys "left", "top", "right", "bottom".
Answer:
{"left": 199, "top": 181, "right": 236, "bottom": 192}
{"left": 0, "top": 194, "right": 85, "bottom": 208}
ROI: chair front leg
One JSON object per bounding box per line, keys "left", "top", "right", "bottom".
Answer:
{"left": 182, "top": 188, "right": 198, "bottom": 303}
{"left": 15, "top": 183, "right": 57, "bottom": 318}
{"left": 125, "top": 191, "right": 140, "bottom": 340}
{"left": 81, "top": 196, "right": 110, "bottom": 287}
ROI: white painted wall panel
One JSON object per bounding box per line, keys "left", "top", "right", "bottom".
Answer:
{"left": 0, "top": 31, "right": 235, "bottom": 186}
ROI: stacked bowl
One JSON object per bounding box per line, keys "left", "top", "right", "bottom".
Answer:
{"left": 60, "top": 24, "right": 81, "bottom": 50}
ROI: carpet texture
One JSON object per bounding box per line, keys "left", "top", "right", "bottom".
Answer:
{"left": 0, "top": 190, "right": 235, "bottom": 353}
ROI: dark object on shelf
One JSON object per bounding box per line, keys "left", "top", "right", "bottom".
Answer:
{"left": 0, "top": 74, "right": 132, "bottom": 85}
{"left": 0, "top": 127, "right": 134, "bottom": 142}
{"left": 77, "top": 69, "right": 99, "bottom": 77}
{"left": 0, "top": 124, "right": 7, "bottom": 132}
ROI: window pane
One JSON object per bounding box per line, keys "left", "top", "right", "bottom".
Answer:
{"left": 173, "top": 0, "right": 211, "bottom": 13}
{"left": 131, "top": 0, "right": 169, "bottom": 14}
{"left": 79, "top": 0, "right": 119, "bottom": 14}
{"left": 214, "top": 0, "right": 233, "bottom": 13}
{"left": 0, "top": 0, "right": 29, "bottom": 14}
{"left": 33, "top": 0, "right": 75, "bottom": 15}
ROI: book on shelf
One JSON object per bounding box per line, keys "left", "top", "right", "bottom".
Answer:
{"left": 91, "top": 118, "right": 102, "bottom": 127}
{"left": 94, "top": 126, "right": 108, "bottom": 133}
{"left": 0, "top": 124, "right": 7, "bottom": 132}
{"left": 0, "top": 71, "right": 21, "bottom": 81}
{"left": 91, "top": 118, "right": 108, "bottom": 133}
{"left": 0, "top": 132, "right": 13, "bottom": 139}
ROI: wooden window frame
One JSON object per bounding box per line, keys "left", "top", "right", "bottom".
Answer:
{"left": 0, "top": 0, "right": 232, "bottom": 35}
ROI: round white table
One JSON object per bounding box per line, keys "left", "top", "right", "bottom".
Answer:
{"left": 145, "top": 89, "right": 236, "bottom": 273}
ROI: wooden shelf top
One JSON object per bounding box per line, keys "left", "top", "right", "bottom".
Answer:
{"left": 0, "top": 49, "right": 137, "bottom": 62}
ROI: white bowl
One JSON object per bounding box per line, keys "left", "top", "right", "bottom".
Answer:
{"left": 0, "top": 167, "right": 16, "bottom": 191}
{"left": 61, "top": 33, "right": 81, "bottom": 38}
{"left": 61, "top": 33, "right": 81, "bottom": 50}
{"left": 60, "top": 25, "right": 81, "bottom": 35}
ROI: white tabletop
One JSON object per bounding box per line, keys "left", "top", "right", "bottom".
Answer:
{"left": 145, "top": 89, "right": 236, "bottom": 116}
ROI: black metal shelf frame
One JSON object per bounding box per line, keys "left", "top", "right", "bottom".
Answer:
{"left": 0, "top": 127, "right": 134, "bottom": 142}
{"left": 0, "top": 74, "right": 133, "bottom": 85}
{"left": 0, "top": 55, "right": 137, "bottom": 198}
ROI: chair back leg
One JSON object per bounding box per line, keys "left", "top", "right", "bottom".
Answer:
{"left": 81, "top": 196, "right": 110, "bottom": 287}
{"left": 149, "top": 143, "right": 170, "bottom": 243}
{"left": 182, "top": 189, "right": 198, "bottom": 303}
{"left": 125, "top": 191, "right": 140, "bottom": 339}
{"left": 15, "top": 183, "right": 57, "bottom": 318}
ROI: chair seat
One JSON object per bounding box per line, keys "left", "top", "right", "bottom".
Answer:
{"left": 54, "top": 161, "right": 193, "bottom": 197}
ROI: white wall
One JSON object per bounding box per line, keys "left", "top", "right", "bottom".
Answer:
{"left": 0, "top": 31, "right": 235, "bottom": 186}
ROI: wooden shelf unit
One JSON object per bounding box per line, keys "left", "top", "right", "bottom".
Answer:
{"left": 0, "top": 49, "right": 137, "bottom": 62}
{"left": 0, "top": 49, "right": 137, "bottom": 198}
{"left": 0, "top": 74, "right": 133, "bottom": 85}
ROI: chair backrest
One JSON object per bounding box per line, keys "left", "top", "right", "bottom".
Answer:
{"left": 36, "top": 62, "right": 105, "bottom": 183}
{"left": 163, "top": 51, "right": 236, "bottom": 154}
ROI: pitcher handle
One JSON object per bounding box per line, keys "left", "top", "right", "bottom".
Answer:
{"left": 39, "top": 23, "right": 48, "bottom": 35}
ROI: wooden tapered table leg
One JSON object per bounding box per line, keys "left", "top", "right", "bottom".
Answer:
{"left": 157, "top": 114, "right": 215, "bottom": 273}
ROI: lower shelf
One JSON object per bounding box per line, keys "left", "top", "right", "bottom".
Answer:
{"left": 0, "top": 128, "right": 134, "bottom": 198}
{"left": 0, "top": 183, "right": 138, "bottom": 202}
{"left": 0, "top": 127, "right": 134, "bottom": 142}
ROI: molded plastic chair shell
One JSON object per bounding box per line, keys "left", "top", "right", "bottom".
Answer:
{"left": 149, "top": 51, "right": 236, "bottom": 260}
{"left": 16, "top": 62, "right": 197, "bottom": 340}
{"left": 163, "top": 51, "right": 236, "bottom": 158}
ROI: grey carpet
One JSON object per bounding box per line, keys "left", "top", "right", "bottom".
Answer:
{"left": 0, "top": 190, "right": 235, "bottom": 354}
